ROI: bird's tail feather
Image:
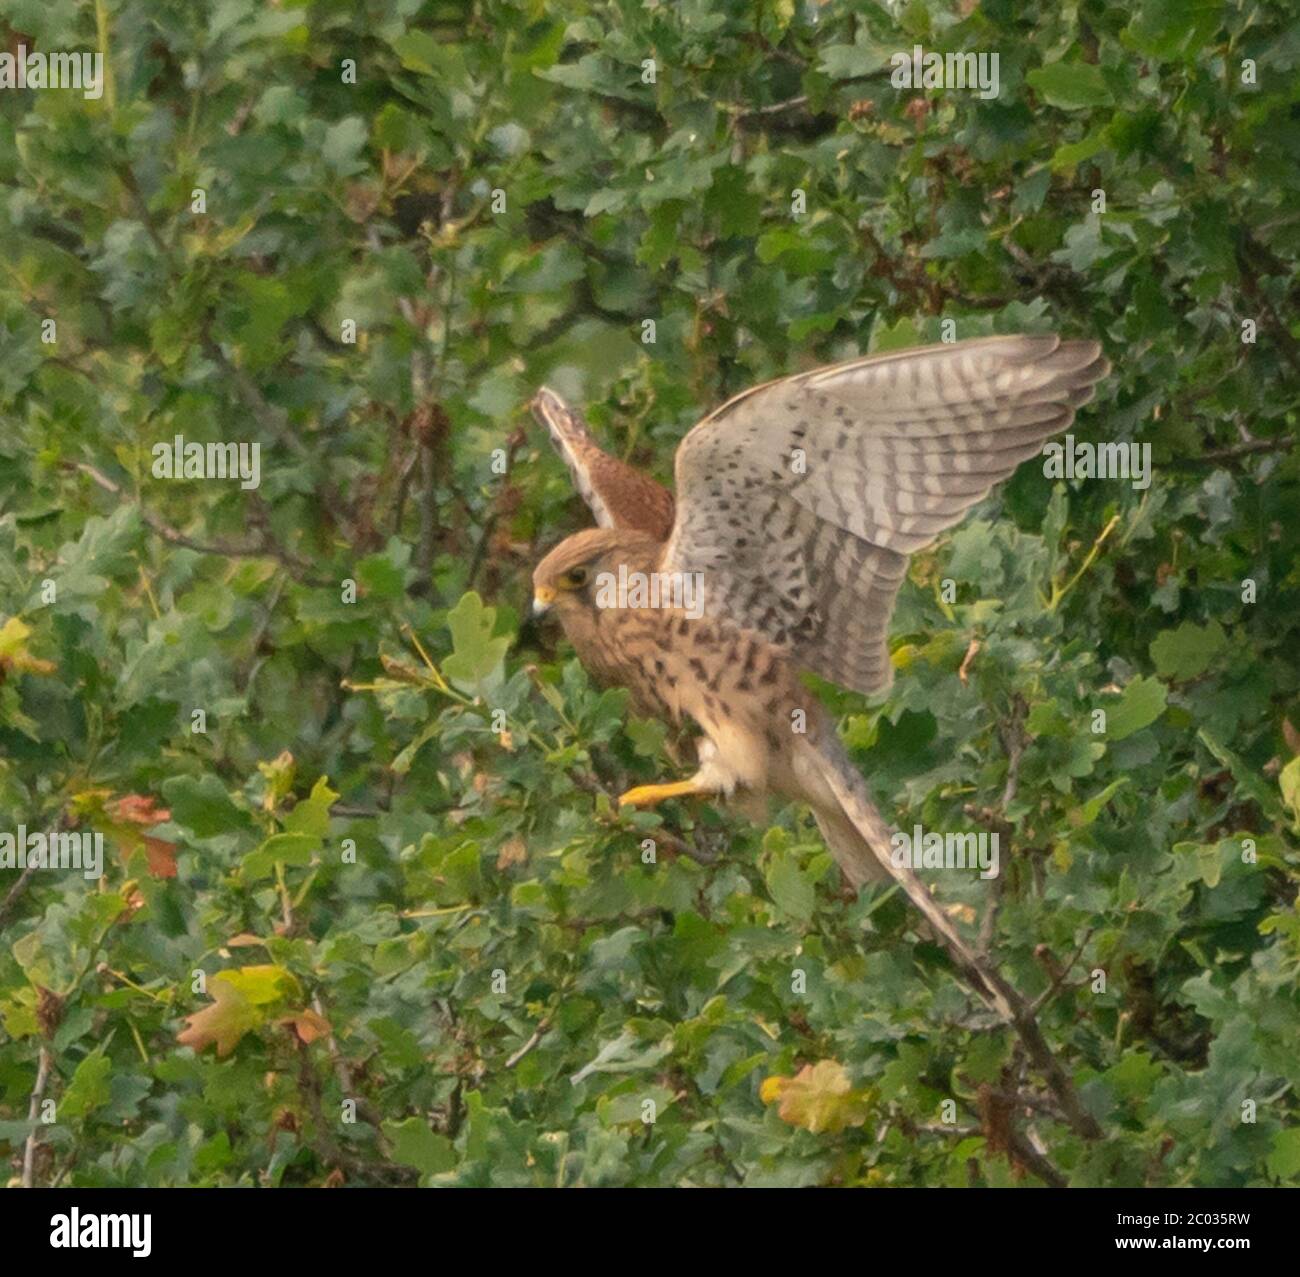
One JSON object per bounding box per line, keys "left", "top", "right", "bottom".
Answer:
{"left": 802, "top": 735, "right": 1016, "bottom": 1021}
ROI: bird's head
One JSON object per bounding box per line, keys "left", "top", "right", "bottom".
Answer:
{"left": 532, "top": 527, "right": 660, "bottom": 623}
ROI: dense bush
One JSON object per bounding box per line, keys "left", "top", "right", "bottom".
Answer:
{"left": 1, "top": 0, "right": 1297, "bottom": 1188}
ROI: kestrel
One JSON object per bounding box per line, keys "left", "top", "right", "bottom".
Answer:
{"left": 531, "top": 336, "right": 1108, "bottom": 978}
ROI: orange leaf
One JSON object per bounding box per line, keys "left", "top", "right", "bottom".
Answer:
{"left": 142, "top": 835, "right": 178, "bottom": 879}
{"left": 101, "top": 794, "right": 178, "bottom": 879}
{"left": 278, "top": 1008, "right": 332, "bottom": 1045}
{"left": 109, "top": 794, "right": 172, "bottom": 826}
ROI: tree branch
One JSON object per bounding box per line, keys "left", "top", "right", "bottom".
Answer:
{"left": 64, "top": 461, "right": 333, "bottom": 587}
{"left": 21, "top": 1046, "right": 52, "bottom": 1187}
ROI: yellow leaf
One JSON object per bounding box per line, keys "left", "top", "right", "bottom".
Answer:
{"left": 176, "top": 966, "right": 300, "bottom": 1057}
{"left": 220, "top": 964, "right": 301, "bottom": 1005}
{"left": 0, "top": 616, "right": 56, "bottom": 676}
{"left": 177, "top": 978, "right": 259, "bottom": 1057}
{"left": 761, "top": 1060, "right": 873, "bottom": 1134}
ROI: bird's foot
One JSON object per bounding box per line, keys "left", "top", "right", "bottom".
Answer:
{"left": 618, "top": 779, "right": 706, "bottom": 808}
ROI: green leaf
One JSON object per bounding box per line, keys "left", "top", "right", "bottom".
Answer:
{"left": 356, "top": 549, "right": 408, "bottom": 599}
{"left": 625, "top": 717, "right": 667, "bottom": 758}
{"left": 442, "top": 592, "right": 510, "bottom": 693}
{"left": 283, "top": 776, "right": 339, "bottom": 839}
{"left": 383, "top": 1117, "right": 457, "bottom": 1175}
{"left": 1072, "top": 778, "right": 1128, "bottom": 828}
{"left": 1124, "top": 0, "right": 1222, "bottom": 61}
{"left": 1106, "top": 676, "right": 1167, "bottom": 741}
{"left": 161, "top": 775, "right": 250, "bottom": 839}
{"left": 1267, "top": 1128, "right": 1300, "bottom": 1181}
{"left": 1051, "top": 131, "right": 1107, "bottom": 172}
{"left": 1198, "top": 729, "right": 1287, "bottom": 824}
{"left": 1105, "top": 1050, "right": 1163, "bottom": 1101}
{"left": 766, "top": 854, "right": 814, "bottom": 922}
{"left": 1027, "top": 699, "right": 1072, "bottom": 739}
{"left": 321, "top": 117, "right": 369, "bottom": 176}
{"left": 61, "top": 1048, "right": 112, "bottom": 1119}
{"left": 1026, "top": 62, "right": 1113, "bottom": 110}
{"left": 46, "top": 506, "right": 142, "bottom": 604}
{"left": 1149, "top": 620, "right": 1226, "bottom": 681}
{"left": 598, "top": 1085, "right": 676, "bottom": 1126}
{"left": 819, "top": 40, "right": 891, "bottom": 79}
{"left": 243, "top": 832, "right": 318, "bottom": 880}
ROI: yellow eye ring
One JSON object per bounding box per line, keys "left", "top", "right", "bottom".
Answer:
{"left": 561, "top": 566, "right": 590, "bottom": 589}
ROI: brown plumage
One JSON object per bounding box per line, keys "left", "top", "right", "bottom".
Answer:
{"left": 531, "top": 336, "right": 1109, "bottom": 991}
{"left": 532, "top": 389, "right": 675, "bottom": 540}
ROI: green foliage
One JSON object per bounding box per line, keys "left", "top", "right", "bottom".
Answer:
{"left": 1, "top": 0, "right": 1298, "bottom": 1188}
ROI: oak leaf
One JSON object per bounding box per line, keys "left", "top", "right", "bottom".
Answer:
{"left": 760, "top": 1060, "right": 873, "bottom": 1134}
{"left": 177, "top": 965, "right": 300, "bottom": 1057}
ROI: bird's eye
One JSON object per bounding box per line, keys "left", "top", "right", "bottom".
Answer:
{"left": 561, "top": 566, "right": 589, "bottom": 589}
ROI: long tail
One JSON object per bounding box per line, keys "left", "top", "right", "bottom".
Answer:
{"left": 801, "top": 735, "right": 1016, "bottom": 1022}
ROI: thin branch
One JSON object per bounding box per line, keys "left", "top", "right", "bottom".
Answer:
{"left": 718, "top": 94, "right": 810, "bottom": 118}
{"left": 1004, "top": 1121, "right": 1068, "bottom": 1188}
{"left": 21, "top": 1046, "right": 52, "bottom": 1187}
{"left": 329, "top": 802, "right": 390, "bottom": 818}
{"left": 0, "top": 864, "right": 40, "bottom": 933}
{"left": 978, "top": 711, "right": 1024, "bottom": 954}
{"left": 1031, "top": 927, "right": 1096, "bottom": 1014}
{"left": 200, "top": 336, "right": 310, "bottom": 460}
{"left": 239, "top": 575, "right": 286, "bottom": 694}
{"left": 312, "top": 994, "right": 357, "bottom": 1099}
{"left": 466, "top": 427, "right": 528, "bottom": 589}
{"left": 1166, "top": 436, "right": 1295, "bottom": 467}
{"left": 65, "top": 461, "right": 333, "bottom": 587}
{"left": 505, "top": 1017, "right": 552, "bottom": 1069}
{"left": 1237, "top": 233, "right": 1300, "bottom": 379}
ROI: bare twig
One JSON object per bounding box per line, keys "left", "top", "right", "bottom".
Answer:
{"left": 719, "top": 94, "right": 810, "bottom": 118}
{"left": 1237, "top": 233, "right": 1300, "bottom": 379}
{"left": 1031, "top": 927, "right": 1097, "bottom": 1014}
{"left": 65, "top": 461, "right": 333, "bottom": 587}
{"left": 239, "top": 575, "right": 286, "bottom": 694}
{"left": 312, "top": 994, "right": 356, "bottom": 1098}
{"left": 0, "top": 863, "right": 40, "bottom": 933}
{"left": 505, "top": 1017, "right": 552, "bottom": 1069}
{"left": 1166, "top": 436, "right": 1295, "bottom": 466}
{"left": 21, "top": 1046, "right": 52, "bottom": 1187}
{"left": 200, "top": 336, "right": 310, "bottom": 460}
{"left": 913, "top": 1121, "right": 981, "bottom": 1136}
{"left": 978, "top": 713, "right": 1024, "bottom": 953}
{"left": 466, "top": 427, "right": 528, "bottom": 589}
{"left": 329, "top": 802, "right": 389, "bottom": 818}
{"left": 1004, "top": 1121, "right": 1068, "bottom": 1188}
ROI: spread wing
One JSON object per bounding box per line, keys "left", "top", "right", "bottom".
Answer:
{"left": 659, "top": 335, "right": 1110, "bottom": 696}
{"left": 531, "top": 388, "right": 676, "bottom": 540}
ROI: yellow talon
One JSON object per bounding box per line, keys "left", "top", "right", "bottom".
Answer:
{"left": 618, "top": 780, "right": 704, "bottom": 808}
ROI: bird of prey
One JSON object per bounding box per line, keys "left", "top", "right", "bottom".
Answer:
{"left": 531, "top": 336, "right": 1108, "bottom": 990}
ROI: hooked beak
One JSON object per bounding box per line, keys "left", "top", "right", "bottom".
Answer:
{"left": 532, "top": 585, "right": 556, "bottom": 617}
